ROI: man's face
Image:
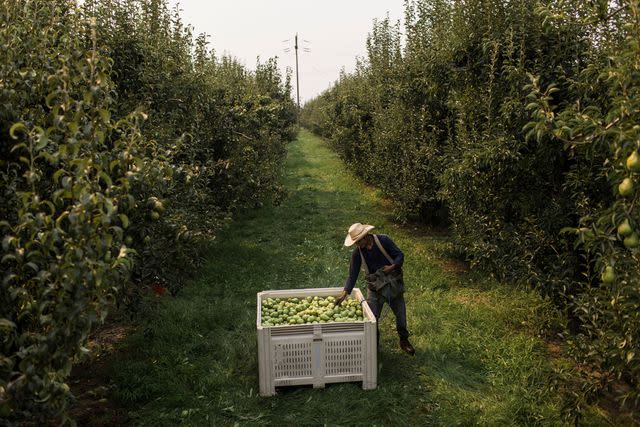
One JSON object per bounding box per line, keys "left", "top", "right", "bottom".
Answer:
{"left": 356, "top": 236, "right": 368, "bottom": 249}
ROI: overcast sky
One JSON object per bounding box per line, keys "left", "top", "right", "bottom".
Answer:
{"left": 167, "top": 0, "right": 405, "bottom": 104}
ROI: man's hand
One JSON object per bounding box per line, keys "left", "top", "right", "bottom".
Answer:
{"left": 334, "top": 290, "right": 348, "bottom": 306}
{"left": 383, "top": 264, "right": 396, "bottom": 274}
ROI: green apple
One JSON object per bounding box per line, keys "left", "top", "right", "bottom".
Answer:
{"left": 627, "top": 150, "right": 640, "bottom": 172}
{"left": 261, "top": 296, "right": 365, "bottom": 326}
{"left": 154, "top": 199, "right": 165, "bottom": 213}
{"left": 619, "top": 178, "right": 634, "bottom": 197}
{"left": 601, "top": 266, "right": 615, "bottom": 284}
{"left": 618, "top": 219, "right": 633, "bottom": 236}
{"left": 624, "top": 232, "right": 639, "bottom": 248}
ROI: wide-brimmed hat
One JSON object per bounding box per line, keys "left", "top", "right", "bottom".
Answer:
{"left": 344, "top": 223, "right": 375, "bottom": 247}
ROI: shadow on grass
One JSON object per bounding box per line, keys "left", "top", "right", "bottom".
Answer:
{"left": 418, "top": 345, "right": 488, "bottom": 391}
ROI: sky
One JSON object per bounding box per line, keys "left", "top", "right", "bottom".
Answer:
{"left": 167, "top": 0, "right": 406, "bottom": 105}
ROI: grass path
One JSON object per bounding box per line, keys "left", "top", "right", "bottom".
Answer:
{"left": 107, "top": 129, "right": 606, "bottom": 425}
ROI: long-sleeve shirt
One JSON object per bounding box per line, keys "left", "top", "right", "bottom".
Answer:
{"left": 343, "top": 234, "right": 404, "bottom": 294}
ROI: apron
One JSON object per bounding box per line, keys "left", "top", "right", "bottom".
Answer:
{"left": 359, "top": 235, "right": 404, "bottom": 300}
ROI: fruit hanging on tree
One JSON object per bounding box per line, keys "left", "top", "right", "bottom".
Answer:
{"left": 617, "top": 219, "right": 633, "bottom": 237}
{"left": 619, "top": 177, "right": 634, "bottom": 196}
{"left": 626, "top": 150, "right": 640, "bottom": 172}
{"left": 623, "top": 232, "right": 639, "bottom": 249}
{"left": 601, "top": 266, "right": 616, "bottom": 284}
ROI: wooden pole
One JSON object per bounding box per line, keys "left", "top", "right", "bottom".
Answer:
{"left": 295, "top": 33, "right": 300, "bottom": 122}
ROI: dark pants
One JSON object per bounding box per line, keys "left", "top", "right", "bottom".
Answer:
{"left": 366, "top": 288, "right": 409, "bottom": 341}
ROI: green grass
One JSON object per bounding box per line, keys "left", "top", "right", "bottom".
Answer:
{"left": 108, "top": 129, "right": 609, "bottom": 426}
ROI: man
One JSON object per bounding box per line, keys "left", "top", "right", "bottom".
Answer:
{"left": 335, "top": 223, "right": 416, "bottom": 356}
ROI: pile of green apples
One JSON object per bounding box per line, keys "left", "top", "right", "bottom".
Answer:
{"left": 260, "top": 295, "right": 365, "bottom": 326}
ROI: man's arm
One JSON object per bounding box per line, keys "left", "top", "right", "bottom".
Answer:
{"left": 343, "top": 249, "right": 362, "bottom": 293}
{"left": 336, "top": 249, "right": 361, "bottom": 305}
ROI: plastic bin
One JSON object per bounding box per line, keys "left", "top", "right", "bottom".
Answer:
{"left": 257, "top": 287, "right": 377, "bottom": 396}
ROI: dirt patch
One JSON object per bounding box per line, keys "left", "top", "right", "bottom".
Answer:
{"left": 556, "top": 354, "right": 639, "bottom": 424}
{"left": 441, "top": 258, "right": 469, "bottom": 274}
{"left": 67, "top": 320, "right": 133, "bottom": 426}
{"left": 85, "top": 323, "right": 132, "bottom": 355}
{"left": 598, "top": 383, "right": 638, "bottom": 424}
{"left": 546, "top": 340, "right": 563, "bottom": 359}
{"left": 452, "top": 291, "right": 489, "bottom": 306}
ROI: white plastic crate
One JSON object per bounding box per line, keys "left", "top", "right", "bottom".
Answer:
{"left": 257, "top": 287, "right": 377, "bottom": 396}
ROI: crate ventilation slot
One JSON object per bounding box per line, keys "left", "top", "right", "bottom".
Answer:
{"left": 325, "top": 339, "right": 363, "bottom": 375}
{"left": 274, "top": 342, "right": 313, "bottom": 378}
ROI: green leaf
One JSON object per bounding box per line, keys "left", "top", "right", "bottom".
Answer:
{"left": 10, "top": 143, "right": 27, "bottom": 153}
{"left": 2, "top": 236, "right": 15, "bottom": 251}
{"left": 53, "top": 169, "right": 66, "bottom": 184}
{"left": 9, "top": 122, "right": 27, "bottom": 139}
{"left": 61, "top": 176, "right": 72, "bottom": 189}
{"left": 99, "top": 109, "right": 111, "bottom": 123}
{"left": 34, "top": 133, "right": 48, "bottom": 151}
{"left": 98, "top": 171, "right": 112, "bottom": 187}
{"left": 559, "top": 227, "right": 577, "bottom": 234}
{"left": 3, "top": 274, "right": 17, "bottom": 286}
{"left": 43, "top": 200, "right": 56, "bottom": 214}
{"left": 68, "top": 122, "right": 78, "bottom": 135}
{"left": 45, "top": 91, "right": 58, "bottom": 108}
{"left": 0, "top": 319, "right": 16, "bottom": 331}
{"left": 119, "top": 214, "right": 129, "bottom": 229}
{"left": 1, "top": 254, "right": 16, "bottom": 263}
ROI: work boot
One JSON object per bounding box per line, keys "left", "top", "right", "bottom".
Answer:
{"left": 399, "top": 339, "right": 415, "bottom": 356}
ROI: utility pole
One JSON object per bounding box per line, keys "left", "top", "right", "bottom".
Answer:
{"left": 295, "top": 33, "right": 300, "bottom": 116}
{"left": 284, "top": 34, "right": 308, "bottom": 125}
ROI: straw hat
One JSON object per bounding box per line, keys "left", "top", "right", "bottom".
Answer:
{"left": 344, "top": 223, "right": 375, "bottom": 247}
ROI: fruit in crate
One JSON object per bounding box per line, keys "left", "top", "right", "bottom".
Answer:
{"left": 260, "top": 295, "right": 365, "bottom": 326}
